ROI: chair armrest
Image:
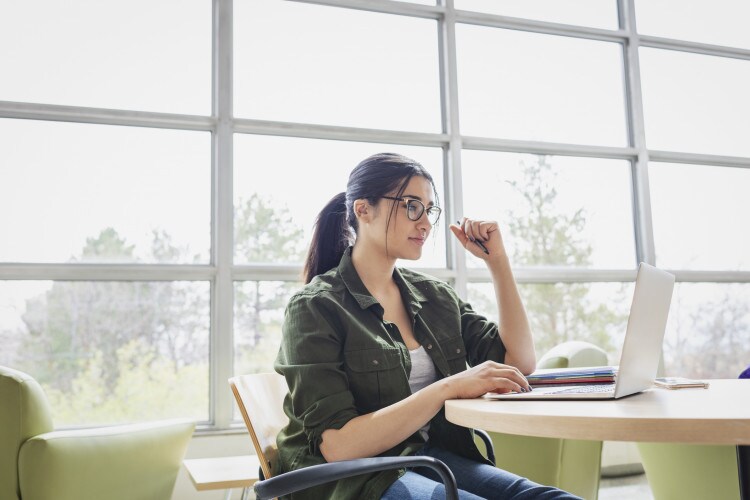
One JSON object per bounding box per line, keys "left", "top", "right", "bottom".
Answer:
{"left": 19, "top": 419, "right": 195, "bottom": 500}
{"left": 254, "top": 456, "right": 458, "bottom": 500}
{"left": 474, "top": 429, "right": 496, "bottom": 465}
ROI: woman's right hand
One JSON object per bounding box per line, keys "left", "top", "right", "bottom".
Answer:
{"left": 443, "top": 360, "right": 532, "bottom": 399}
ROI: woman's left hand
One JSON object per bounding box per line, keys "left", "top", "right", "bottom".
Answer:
{"left": 450, "top": 218, "right": 507, "bottom": 261}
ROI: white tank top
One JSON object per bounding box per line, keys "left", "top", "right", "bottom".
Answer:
{"left": 408, "top": 345, "right": 439, "bottom": 441}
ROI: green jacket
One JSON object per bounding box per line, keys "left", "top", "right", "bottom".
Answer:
{"left": 274, "top": 248, "right": 506, "bottom": 499}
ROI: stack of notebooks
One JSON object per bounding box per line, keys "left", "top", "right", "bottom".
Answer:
{"left": 526, "top": 366, "right": 618, "bottom": 387}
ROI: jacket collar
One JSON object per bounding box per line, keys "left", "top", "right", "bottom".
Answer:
{"left": 339, "top": 247, "right": 379, "bottom": 310}
{"left": 338, "top": 247, "right": 428, "bottom": 318}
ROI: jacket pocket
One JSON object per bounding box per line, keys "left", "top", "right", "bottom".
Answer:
{"left": 344, "top": 347, "right": 405, "bottom": 411}
{"left": 440, "top": 336, "right": 468, "bottom": 376}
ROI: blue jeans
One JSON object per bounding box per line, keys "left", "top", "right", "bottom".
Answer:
{"left": 381, "top": 442, "right": 582, "bottom": 500}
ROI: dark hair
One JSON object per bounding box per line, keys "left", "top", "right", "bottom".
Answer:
{"left": 303, "top": 152, "right": 437, "bottom": 284}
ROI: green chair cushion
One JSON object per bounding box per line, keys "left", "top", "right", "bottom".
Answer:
{"left": 18, "top": 420, "right": 195, "bottom": 500}
{"left": 2, "top": 365, "right": 195, "bottom": 500}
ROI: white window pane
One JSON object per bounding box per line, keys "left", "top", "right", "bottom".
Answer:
{"left": 0, "top": 119, "right": 210, "bottom": 264}
{"left": 640, "top": 48, "right": 750, "bottom": 157}
{"left": 234, "top": 1, "right": 441, "bottom": 132}
{"left": 456, "top": 26, "right": 627, "bottom": 146}
{"left": 0, "top": 281, "right": 210, "bottom": 426}
{"left": 650, "top": 163, "right": 750, "bottom": 271}
{"left": 468, "top": 282, "right": 633, "bottom": 356}
{"left": 233, "top": 280, "right": 300, "bottom": 421}
{"left": 234, "top": 135, "right": 446, "bottom": 268}
{"left": 461, "top": 151, "right": 636, "bottom": 268}
{"left": 234, "top": 281, "right": 299, "bottom": 376}
{"left": 0, "top": 0, "right": 210, "bottom": 114}
{"left": 636, "top": 0, "right": 750, "bottom": 50}
{"left": 455, "top": 0, "right": 618, "bottom": 30}
{"left": 663, "top": 283, "right": 750, "bottom": 379}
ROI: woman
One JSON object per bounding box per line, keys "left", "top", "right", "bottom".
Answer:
{"left": 275, "top": 153, "right": 580, "bottom": 499}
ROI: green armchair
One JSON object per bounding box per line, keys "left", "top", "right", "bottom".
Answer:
{"left": 476, "top": 341, "right": 609, "bottom": 500}
{"left": 637, "top": 443, "right": 739, "bottom": 500}
{"left": 1, "top": 365, "right": 195, "bottom": 500}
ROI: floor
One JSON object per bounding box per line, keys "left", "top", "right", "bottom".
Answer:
{"left": 599, "top": 473, "right": 654, "bottom": 500}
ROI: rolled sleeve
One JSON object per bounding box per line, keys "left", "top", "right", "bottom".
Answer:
{"left": 458, "top": 297, "right": 506, "bottom": 366}
{"left": 275, "top": 294, "right": 359, "bottom": 455}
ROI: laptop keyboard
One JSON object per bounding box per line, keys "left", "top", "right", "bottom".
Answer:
{"left": 545, "top": 384, "right": 616, "bottom": 394}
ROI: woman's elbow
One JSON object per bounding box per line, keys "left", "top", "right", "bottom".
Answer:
{"left": 520, "top": 354, "right": 537, "bottom": 375}
{"left": 506, "top": 353, "right": 536, "bottom": 376}
{"left": 520, "top": 362, "right": 536, "bottom": 376}
{"left": 319, "top": 429, "right": 343, "bottom": 462}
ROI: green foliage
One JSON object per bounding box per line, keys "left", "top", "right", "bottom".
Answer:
{"left": 235, "top": 193, "right": 305, "bottom": 263}
{"left": 234, "top": 194, "right": 304, "bottom": 372}
{"left": 235, "top": 278, "right": 295, "bottom": 351}
{"left": 507, "top": 156, "right": 591, "bottom": 267}
{"left": 18, "top": 265, "right": 209, "bottom": 393}
{"left": 45, "top": 339, "right": 207, "bottom": 425}
{"left": 78, "top": 227, "right": 135, "bottom": 262}
{"left": 14, "top": 196, "right": 302, "bottom": 426}
{"left": 518, "top": 283, "right": 624, "bottom": 354}
{"left": 503, "top": 155, "right": 626, "bottom": 354}
{"left": 664, "top": 288, "right": 750, "bottom": 379}
{"left": 235, "top": 327, "right": 285, "bottom": 376}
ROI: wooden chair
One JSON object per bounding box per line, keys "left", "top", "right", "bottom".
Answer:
{"left": 229, "top": 373, "right": 461, "bottom": 500}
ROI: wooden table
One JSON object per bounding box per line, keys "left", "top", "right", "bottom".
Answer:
{"left": 183, "top": 455, "right": 260, "bottom": 500}
{"left": 445, "top": 380, "right": 750, "bottom": 499}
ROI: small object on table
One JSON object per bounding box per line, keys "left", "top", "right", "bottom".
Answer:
{"left": 654, "top": 377, "right": 710, "bottom": 389}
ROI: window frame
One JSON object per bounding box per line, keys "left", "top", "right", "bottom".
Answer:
{"left": 1, "top": 0, "right": 749, "bottom": 431}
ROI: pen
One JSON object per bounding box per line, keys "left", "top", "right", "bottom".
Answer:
{"left": 456, "top": 220, "right": 490, "bottom": 255}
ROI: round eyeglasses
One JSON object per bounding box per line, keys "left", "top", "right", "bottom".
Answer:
{"left": 382, "top": 196, "right": 442, "bottom": 225}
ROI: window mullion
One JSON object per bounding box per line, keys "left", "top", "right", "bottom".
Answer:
{"left": 438, "top": 0, "right": 467, "bottom": 297}
{"left": 620, "top": 0, "right": 655, "bottom": 266}
{"left": 211, "top": 0, "right": 235, "bottom": 429}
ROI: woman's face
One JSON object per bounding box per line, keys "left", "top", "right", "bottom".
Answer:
{"left": 372, "top": 175, "right": 437, "bottom": 261}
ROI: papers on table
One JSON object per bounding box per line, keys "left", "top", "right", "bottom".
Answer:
{"left": 526, "top": 366, "right": 618, "bottom": 386}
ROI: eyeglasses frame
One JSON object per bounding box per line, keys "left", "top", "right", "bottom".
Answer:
{"left": 381, "top": 196, "right": 442, "bottom": 225}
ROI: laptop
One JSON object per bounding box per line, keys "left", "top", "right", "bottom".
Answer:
{"left": 486, "top": 263, "right": 675, "bottom": 400}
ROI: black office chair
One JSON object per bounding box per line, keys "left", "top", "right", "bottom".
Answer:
{"left": 229, "top": 373, "right": 496, "bottom": 500}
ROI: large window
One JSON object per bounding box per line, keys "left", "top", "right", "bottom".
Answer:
{"left": 0, "top": 280, "right": 210, "bottom": 425}
{"left": 234, "top": 0, "right": 441, "bottom": 131}
{"left": 0, "top": 0, "right": 211, "bottom": 114}
{"left": 2, "top": 0, "right": 748, "bottom": 429}
{"left": 639, "top": 48, "right": 750, "bottom": 157}
{"left": 0, "top": 119, "right": 211, "bottom": 264}
{"left": 461, "top": 152, "right": 635, "bottom": 269}
{"left": 456, "top": 26, "right": 627, "bottom": 146}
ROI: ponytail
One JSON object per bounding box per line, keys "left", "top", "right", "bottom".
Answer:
{"left": 303, "top": 192, "right": 352, "bottom": 284}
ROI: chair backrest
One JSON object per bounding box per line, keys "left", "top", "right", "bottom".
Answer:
{"left": 0, "top": 366, "right": 54, "bottom": 500}
{"left": 229, "top": 372, "right": 290, "bottom": 480}
{"left": 537, "top": 340, "right": 609, "bottom": 369}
